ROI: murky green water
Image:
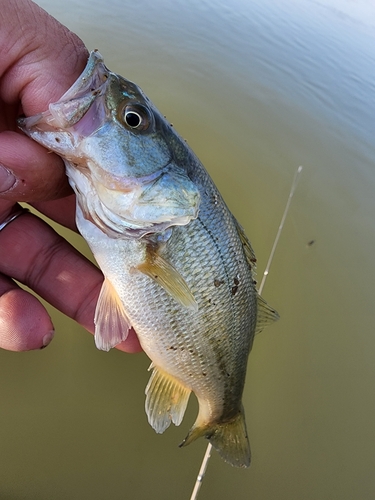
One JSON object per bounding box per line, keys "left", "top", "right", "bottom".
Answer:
{"left": 1, "top": 0, "right": 374, "bottom": 498}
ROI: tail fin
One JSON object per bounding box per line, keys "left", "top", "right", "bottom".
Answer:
{"left": 180, "top": 405, "right": 251, "bottom": 468}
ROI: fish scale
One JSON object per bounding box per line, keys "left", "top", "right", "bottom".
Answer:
{"left": 18, "top": 50, "right": 278, "bottom": 467}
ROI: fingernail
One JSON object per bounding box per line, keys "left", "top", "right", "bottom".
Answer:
{"left": 0, "top": 165, "right": 16, "bottom": 192}
{"left": 40, "top": 330, "right": 55, "bottom": 349}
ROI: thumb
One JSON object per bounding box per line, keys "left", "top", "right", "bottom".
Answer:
{"left": 0, "top": 0, "right": 88, "bottom": 114}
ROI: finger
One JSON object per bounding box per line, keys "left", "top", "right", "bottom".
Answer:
{"left": 0, "top": 202, "right": 55, "bottom": 351}
{"left": 0, "top": 209, "right": 142, "bottom": 353}
{"left": 115, "top": 329, "right": 143, "bottom": 354}
{"left": 0, "top": 275, "right": 54, "bottom": 351}
{"left": 0, "top": 1, "right": 88, "bottom": 115}
{"left": 31, "top": 194, "right": 78, "bottom": 232}
{"left": 0, "top": 131, "right": 71, "bottom": 202}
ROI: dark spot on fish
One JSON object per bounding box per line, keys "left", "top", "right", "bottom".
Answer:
{"left": 250, "top": 257, "right": 257, "bottom": 264}
{"left": 54, "top": 137, "right": 60, "bottom": 143}
{"left": 154, "top": 275, "right": 158, "bottom": 279}
{"left": 253, "top": 280, "right": 257, "bottom": 285}
{"left": 170, "top": 123, "right": 173, "bottom": 127}
{"left": 208, "top": 298, "right": 212, "bottom": 304}
{"left": 226, "top": 372, "right": 231, "bottom": 377}
{"left": 202, "top": 372, "right": 207, "bottom": 377}
{"left": 307, "top": 239, "right": 315, "bottom": 246}
{"left": 214, "top": 279, "right": 224, "bottom": 287}
{"left": 231, "top": 276, "right": 240, "bottom": 295}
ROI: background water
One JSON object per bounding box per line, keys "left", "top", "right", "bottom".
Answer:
{"left": 1, "top": 0, "right": 375, "bottom": 498}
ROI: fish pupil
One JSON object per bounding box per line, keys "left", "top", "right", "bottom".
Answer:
{"left": 125, "top": 110, "right": 142, "bottom": 128}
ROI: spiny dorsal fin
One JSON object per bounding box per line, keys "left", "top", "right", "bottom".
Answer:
{"left": 234, "top": 219, "right": 257, "bottom": 275}
{"left": 145, "top": 364, "right": 191, "bottom": 434}
{"left": 255, "top": 294, "right": 280, "bottom": 334}
{"left": 136, "top": 247, "right": 198, "bottom": 311}
{"left": 94, "top": 277, "right": 131, "bottom": 351}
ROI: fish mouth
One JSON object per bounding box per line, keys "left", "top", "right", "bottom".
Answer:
{"left": 50, "top": 50, "right": 110, "bottom": 129}
{"left": 17, "top": 51, "right": 112, "bottom": 155}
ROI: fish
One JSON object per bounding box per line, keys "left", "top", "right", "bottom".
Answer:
{"left": 18, "top": 50, "right": 279, "bottom": 468}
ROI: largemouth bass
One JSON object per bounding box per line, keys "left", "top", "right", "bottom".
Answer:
{"left": 19, "top": 50, "right": 278, "bottom": 468}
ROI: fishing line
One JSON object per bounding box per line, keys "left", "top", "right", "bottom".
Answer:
{"left": 258, "top": 165, "right": 303, "bottom": 295}
{"left": 188, "top": 165, "right": 303, "bottom": 500}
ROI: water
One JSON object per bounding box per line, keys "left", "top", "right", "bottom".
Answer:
{"left": 1, "top": 0, "right": 374, "bottom": 498}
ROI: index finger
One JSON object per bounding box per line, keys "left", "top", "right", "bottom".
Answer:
{"left": 0, "top": 130, "right": 71, "bottom": 202}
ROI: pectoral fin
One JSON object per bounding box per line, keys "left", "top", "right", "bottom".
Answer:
{"left": 255, "top": 294, "right": 280, "bottom": 334}
{"left": 137, "top": 249, "right": 198, "bottom": 311}
{"left": 94, "top": 278, "right": 131, "bottom": 351}
{"left": 145, "top": 364, "right": 191, "bottom": 433}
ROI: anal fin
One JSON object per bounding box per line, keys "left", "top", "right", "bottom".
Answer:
{"left": 145, "top": 364, "right": 191, "bottom": 434}
{"left": 94, "top": 278, "right": 131, "bottom": 351}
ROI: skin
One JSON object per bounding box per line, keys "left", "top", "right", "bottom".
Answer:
{"left": 0, "top": 0, "right": 141, "bottom": 352}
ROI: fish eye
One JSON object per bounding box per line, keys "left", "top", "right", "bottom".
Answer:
{"left": 120, "top": 104, "right": 150, "bottom": 131}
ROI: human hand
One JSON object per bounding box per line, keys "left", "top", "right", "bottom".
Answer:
{"left": 0, "top": 0, "right": 141, "bottom": 353}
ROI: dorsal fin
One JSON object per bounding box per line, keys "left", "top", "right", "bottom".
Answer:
{"left": 234, "top": 219, "right": 279, "bottom": 333}
{"left": 234, "top": 219, "right": 257, "bottom": 275}
{"left": 94, "top": 277, "right": 131, "bottom": 351}
{"left": 145, "top": 364, "right": 191, "bottom": 433}
{"left": 136, "top": 245, "right": 198, "bottom": 311}
{"left": 255, "top": 294, "right": 280, "bottom": 334}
